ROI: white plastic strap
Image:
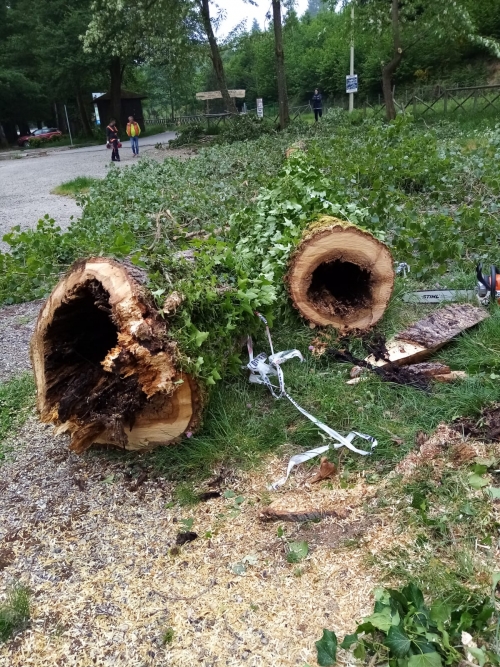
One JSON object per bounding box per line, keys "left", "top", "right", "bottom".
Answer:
{"left": 247, "top": 314, "right": 377, "bottom": 490}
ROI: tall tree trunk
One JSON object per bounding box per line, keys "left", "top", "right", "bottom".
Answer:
{"left": 382, "top": 0, "right": 403, "bottom": 121}
{"left": 76, "top": 90, "right": 93, "bottom": 137}
{"left": 199, "top": 0, "right": 237, "bottom": 114}
{"left": 272, "top": 0, "right": 290, "bottom": 130}
{"left": 0, "top": 122, "right": 8, "bottom": 148}
{"left": 109, "top": 57, "right": 123, "bottom": 128}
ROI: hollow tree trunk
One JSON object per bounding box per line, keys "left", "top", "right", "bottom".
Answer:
{"left": 31, "top": 258, "right": 201, "bottom": 454}
{"left": 109, "top": 57, "right": 123, "bottom": 128}
{"left": 286, "top": 216, "right": 394, "bottom": 331}
{"left": 199, "top": 0, "right": 238, "bottom": 114}
{"left": 382, "top": 0, "right": 403, "bottom": 121}
{"left": 272, "top": 0, "right": 290, "bottom": 130}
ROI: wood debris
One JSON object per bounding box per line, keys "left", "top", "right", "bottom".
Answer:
{"left": 366, "top": 304, "right": 488, "bottom": 367}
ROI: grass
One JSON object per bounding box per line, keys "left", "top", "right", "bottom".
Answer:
{"left": 0, "top": 584, "right": 30, "bottom": 643}
{"left": 122, "top": 298, "right": 500, "bottom": 487}
{"left": 51, "top": 176, "right": 100, "bottom": 198}
{"left": 0, "top": 374, "right": 35, "bottom": 461}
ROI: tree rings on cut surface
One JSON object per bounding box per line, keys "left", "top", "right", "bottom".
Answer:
{"left": 30, "top": 258, "right": 201, "bottom": 453}
{"left": 286, "top": 216, "right": 394, "bottom": 331}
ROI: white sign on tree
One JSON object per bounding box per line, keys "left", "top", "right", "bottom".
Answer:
{"left": 257, "top": 98, "right": 264, "bottom": 118}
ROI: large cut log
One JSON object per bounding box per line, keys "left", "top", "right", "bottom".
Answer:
{"left": 286, "top": 217, "right": 394, "bottom": 331}
{"left": 31, "top": 258, "right": 202, "bottom": 453}
{"left": 366, "top": 304, "right": 489, "bottom": 367}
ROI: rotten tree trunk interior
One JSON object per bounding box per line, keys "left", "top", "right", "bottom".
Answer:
{"left": 287, "top": 216, "right": 395, "bottom": 331}
{"left": 31, "top": 258, "right": 201, "bottom": 454}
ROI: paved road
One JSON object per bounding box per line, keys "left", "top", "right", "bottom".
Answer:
{"left": 0, "top": 130, "right": 176, "bottom": 249}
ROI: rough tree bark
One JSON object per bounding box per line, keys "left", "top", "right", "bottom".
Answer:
{"left": 0, "top": 121, "right": 8, "bottom": 148}
{"left": 382, "top": 0, "right": 403, "bottom": 121}
{"left": 272, "top": 0, "right": 290, "bottom": 129}
{"left": 199, "top": 0, "right": 238, "bottom": 114}
{"left": 286, "top": 216, "right": 394, "bottom": 331}
{"left": 31, "top": 258, "right": 202, "bottom": 454}
{"left": 76, "top": 89, "right": 93, "bottom": 138}
{"left": 109, "top": 56, "right": 124, "bottom": 127}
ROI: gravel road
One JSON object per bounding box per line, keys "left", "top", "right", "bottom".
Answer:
{"left": 0, "top": 130, "right": 176, "bottom": 249}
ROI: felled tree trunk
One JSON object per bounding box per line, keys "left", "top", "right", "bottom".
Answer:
{"left": 30, "top": 258, "right": 201, "bottom": 454}
{"left": 286, "top": 216, "right": 394, "bottom": 331}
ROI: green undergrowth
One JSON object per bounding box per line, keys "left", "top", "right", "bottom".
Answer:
{"left": 0, "top": 584, "right": 30, "bottom": 643}
{"left": 0, "top": 374, "right": 35, "bottom": 461}
{"left": 142, "top": 301, "right": 500, "bottom": 481}
{"left": 51, "top": 176, "right": 100, "bottom": 198}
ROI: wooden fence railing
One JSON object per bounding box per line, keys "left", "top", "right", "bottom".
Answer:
{"left": 145, "top": 85, "right": 500, "bottom": 125}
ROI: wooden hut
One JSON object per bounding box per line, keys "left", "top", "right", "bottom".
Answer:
{"left": 94, "top": 91, "right": 147, "bottom": 131}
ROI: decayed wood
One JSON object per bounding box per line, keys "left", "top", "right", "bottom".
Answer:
{"left": 286, "top": 216, "right": 394, "bottom": 331}
{"left": 406, "top": 362, "right": 451, "bottom": 377}
{"left": 366, "top": 304, "right": 488, "bottom": 367}
{"left": 260, "top": 506, "right": 342, "bottom": 523}
{"left": 31, "top": 258, "right": 201, "bottom": 454}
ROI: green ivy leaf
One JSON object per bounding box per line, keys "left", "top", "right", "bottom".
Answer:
{"left": 487, "top": 487, "right": 500, "bottom": 499}
{"left": 401, "top": 583, "right": 425, "bottom": 610}
{"left": 193, "top": 330, "right": 209, "bottom": 347}
{"left": 340, "top": 633, "right": 358, "bottom": 650}
{"left": 430, "top": 602, "right": 451, "bottom": 628}
{"left": 353, "top": 640, "right": 366, "bottom": 660}
{"left": 385, "top": 626, "right": 411, "bottom": 658}
{"left": 363, "top": 609, "right": 392, "bottom": 633}
{"left": 315, "top": 629, "right": 338, "bottom": 666}
{"left": 407, "top": 652, "right": 443, "bottom": 667}
{"left": 468, "top": 473, "right": 489, "bottom": 490}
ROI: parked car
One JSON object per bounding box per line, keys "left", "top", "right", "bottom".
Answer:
{"left": 17, "top": 127, "right": 62, "bottom": 147}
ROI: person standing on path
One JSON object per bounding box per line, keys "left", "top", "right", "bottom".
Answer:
{"left": 126, "top": 116, "right": 141, "bottom": 157}
{"left": 312, "top": 88, "right": 323, "bottom": 122}
{"left": 106, "top": 119, "right": 120, "bottom": 162}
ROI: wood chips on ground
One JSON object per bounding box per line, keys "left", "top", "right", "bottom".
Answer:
{"left": 0, "top": 418, "right": 412, "bottom": 667}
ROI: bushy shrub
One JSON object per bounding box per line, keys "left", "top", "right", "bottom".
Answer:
{"left": 169, "top": 123, "right": 205, "bottom": 148}
{"left": 27, "top": 137, "right": 42, "bottom": 148}
{"left": 216, "top": 114, "right": 276, "bottom": 144}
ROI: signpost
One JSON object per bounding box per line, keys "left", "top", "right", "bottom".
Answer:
{"left": 257, "top": 98, "right": 264, "bottom": 118}
{"left": 349, "top": 4, "right": 355, "bottom": 112}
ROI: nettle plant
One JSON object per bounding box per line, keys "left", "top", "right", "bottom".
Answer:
{"left": 316, "top": 583, "right": 499, "bottom": 667}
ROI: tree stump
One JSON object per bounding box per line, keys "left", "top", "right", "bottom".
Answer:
{"left": 286, "top": 217, "right": 394, "bottom": 331}
{"left": 30, "top": 258, "right": 201, "bottom": 454}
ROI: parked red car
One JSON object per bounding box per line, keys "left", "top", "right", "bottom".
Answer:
{"left": 17, "top": 127, "right": 62, "bottom": 147}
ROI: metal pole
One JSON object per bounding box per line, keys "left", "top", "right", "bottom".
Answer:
{"left": 349, "top": 4, "right": 355, "bottom": 112}
{"left": 64, "top": 105, "right": 73, "bottom": 146}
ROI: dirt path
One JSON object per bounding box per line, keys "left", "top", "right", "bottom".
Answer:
{"left": 0, "top": 131, "right": 176, "bottom": 250}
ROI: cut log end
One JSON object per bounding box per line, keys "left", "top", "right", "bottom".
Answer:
{"left": 31, "top": 258, "right": 201, "bottom": 453}
{"left": 286, "top": 217, "right": 394, "bottom": 331}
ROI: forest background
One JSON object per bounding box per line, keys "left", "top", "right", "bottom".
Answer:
{"left": 2, "top": 0, "right": 500, "bottom": 142}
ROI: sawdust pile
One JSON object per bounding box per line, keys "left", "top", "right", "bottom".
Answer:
{"left": 394, "top": 423, "right": 499, "bottom": 479}
{"left": 0, "top": 420, "right": 409, "bottom": 667}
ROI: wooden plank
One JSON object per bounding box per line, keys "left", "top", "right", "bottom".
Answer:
{"left": 196, "top": 90, "right": 245, "bottom": 100}
{"left": 366, "top": 304, "right": 488, "bottom": 367}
